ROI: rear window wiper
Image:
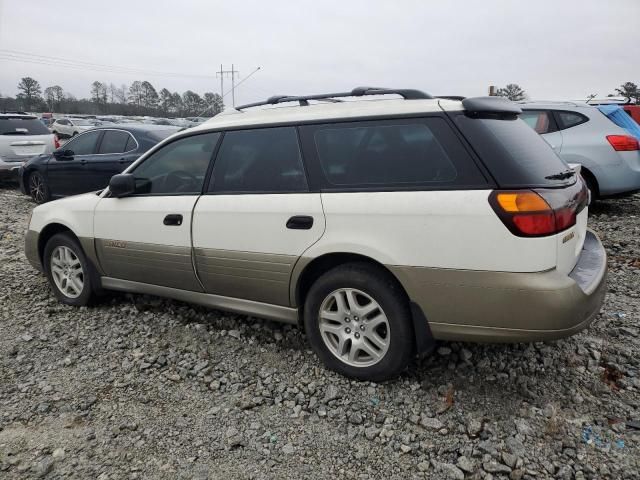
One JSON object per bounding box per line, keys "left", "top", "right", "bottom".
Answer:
{"left": 545, "top": 168, "right": 576, "bottom": 180}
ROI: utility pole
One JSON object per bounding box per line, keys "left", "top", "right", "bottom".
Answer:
{"left": 216, "top": 64, "right": 240, "bottom": 107}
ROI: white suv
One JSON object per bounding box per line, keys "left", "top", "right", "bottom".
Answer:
{"left": 0, "top": 113, "right": 57, "bottom": 177}
{"left": 24, "top": 88, "right": 607, "bottom": 381}
{"left": 50, "top": 117, "right": 96, "bottom": 138}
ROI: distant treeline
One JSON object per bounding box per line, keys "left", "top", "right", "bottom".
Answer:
{"left": 1, "top": 77, "right": 224, "bottom": 117}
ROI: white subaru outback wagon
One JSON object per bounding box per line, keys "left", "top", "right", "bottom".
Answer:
{"left": 25, "top": 87, "right": 607, "bottom": 381}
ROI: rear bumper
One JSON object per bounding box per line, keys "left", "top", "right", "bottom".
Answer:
{"left": 391, "top": 230, "right": 607, "bottom": 343}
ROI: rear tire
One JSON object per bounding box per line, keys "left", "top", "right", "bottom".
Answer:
{"left": 28, "top": 171, "right": 51, "bottom": 204}
{"left": 303, "top": 262, "right": 414, "bottom": 381}
{"left": 44, "top": 232, "right": 96, "bottom": 306}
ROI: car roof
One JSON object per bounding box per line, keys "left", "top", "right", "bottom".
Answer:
{"left": 0, "top": 113, "right": 37, "bottom": 119}
{"left": 84, "top": 125, "right": 181, "bottom": 135}
{"left": 518, "top": 101, "right": 595, "bottom": 110}
{"left": 189, "top": 98, "right": 457, "bottom": 132}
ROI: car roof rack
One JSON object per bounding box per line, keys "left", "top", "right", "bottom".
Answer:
{"left": 236, "top": 86, "right": 433, "bottom": 111}
{"left": 436, "top": 95, "right": 466, "bottom": 101}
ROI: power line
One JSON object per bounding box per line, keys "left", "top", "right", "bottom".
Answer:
{"left": 0, "top": 49, "right": 217, "bottom": 79}
{"left": 197, "top": 66, "right": 261, "bottom": 117}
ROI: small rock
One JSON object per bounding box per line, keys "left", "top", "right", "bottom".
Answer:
{"left": 437, "top": 346, "right": 452, "bottom": 356}
{"left": 483, "top": 460, "right": 511, "bottom": 474}
{"left": 400, "top": 444, "right": 412, "bottom": 454}
{"left": 228, "top": 329, "right": 241, "bottom": 339}
{"left": 421, "top": 416, "right": 444, "bottom": 430}
{"left": 52, "top": 448, "right": 65, "bottom": 462}
{"left": 467, "top": 418, "right": 483, "bottom": 437}
{"left": 457, "top": 455, "right": 476, "bottom": 473}
{"left": 282, "top": 443, "right": 295, "bottom": 454}
{"left": 323, "top": 384, "right": 340, "bottom": 403}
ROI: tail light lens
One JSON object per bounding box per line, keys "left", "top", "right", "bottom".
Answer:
{"left": 606, "top": 135, "right": 639, "bottom": 151}
{"left": 489, "top": 178, "right": 589, "bottom": 237}
{"left": 54, "top": 135, "right": 61, "bottom": 149}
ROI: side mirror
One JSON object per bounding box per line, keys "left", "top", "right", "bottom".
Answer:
{"left": 109, "top": 174, "right": 136, "bottom": 198}
{"left": 53, "top": 149, "right": 74, "bottom": 160}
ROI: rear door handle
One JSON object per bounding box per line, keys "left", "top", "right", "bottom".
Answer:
{"left": 163, "top": 214, "right": 183, "bottom": 226}
{"left": 286, "top": 215, "right": 313, "bottom": 230}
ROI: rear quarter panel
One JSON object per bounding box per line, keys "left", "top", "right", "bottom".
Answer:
{"left": 310, "top": 191, "right": 557, "bottom": 272}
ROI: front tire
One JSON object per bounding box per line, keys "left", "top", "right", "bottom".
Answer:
{"left": 304, "top": 263, "right": 414, "bottom": 381}
{"left": 44, "top": 233, "right": 96, "bottom": 306}
{"left": 28, "top": 171, "right": 51, "bottom": 204}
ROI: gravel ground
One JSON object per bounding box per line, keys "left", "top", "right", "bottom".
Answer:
{"left": 1, "top": 180, "right": 639, "bottom": 479}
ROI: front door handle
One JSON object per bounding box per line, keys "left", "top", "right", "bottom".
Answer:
{"left": 286, "top": 215, "right": 313, "bottom": 230}
{"left": 163, "top": 214, "right": 183, "bottom": 226}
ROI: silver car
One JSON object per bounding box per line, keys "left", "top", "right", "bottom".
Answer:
{"left": 0, "top": 113, "right": 57, "bottom": 178}
{"left": 519, "top": 101, "right": 640, "bottom": 198}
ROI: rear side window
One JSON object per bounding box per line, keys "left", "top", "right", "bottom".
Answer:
{"left": 556, "top": 111, "right": 588, "bottom": 130}
{"left": 0, "top": 117, "right": 50, "bottom": 135}
{"left": 209, "top": 127, "right": 308, "bottom": 193}
{"left": 454, "top": 113, "right": 572, "bottom": 188}
{"left": 306, "top": 118, "right": 487, "bottom": 189}
{"left": 98, "top": 130, "right": 133, "bottom": 154}
{"left": 520, "top": 110, "right": 556, "bottom": 134}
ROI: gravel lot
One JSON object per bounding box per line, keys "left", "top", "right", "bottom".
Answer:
{"left": 1, "top": 180, "right": 639, "bottom": 479}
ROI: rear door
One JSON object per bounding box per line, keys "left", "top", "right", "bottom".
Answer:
{"left": 47, "top": 130, "right": 103, "bottom": 197}
{"left": 520, "top": 110, "right": 563, "bottom": 153}
{"left": 192, "top": 126, "right": 325, "bottom": 306}
{"left": 86, "top": 129, "right": 139, "bottom": 191}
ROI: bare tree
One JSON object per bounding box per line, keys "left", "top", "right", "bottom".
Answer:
{"left": 495, "top": 83, "right": 527, "bottom": 101}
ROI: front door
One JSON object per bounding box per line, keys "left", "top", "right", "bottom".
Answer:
{"left": 47, "top": 130, "right": 103, "bottom": 197}
{"left": 93, "top": 131, "right": 221, "bottom": 291}
{"left": 192, "top": 126, "right": 325, "bottom": 306}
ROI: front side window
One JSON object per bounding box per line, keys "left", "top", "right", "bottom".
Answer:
{"left": 65, "top": 130, "right": 102, "bottom": 156}
{"left": 520, "top": 110, "right": 554, "bottom": 134}
{"left": 99, "top": 130, "right": 133, "bottom": 154}
{"left": 311, "top": 118, "right": 483, "bottom": 187}
{"left": 132, "top": 132, "right": 220, "bottom": 195}
{"left": 208, "top": 127, "right": 308, "bottom": 193}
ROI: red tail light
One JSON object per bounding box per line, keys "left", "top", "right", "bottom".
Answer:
{"left": 606, "top": 135, "right": 639, "bottom": 151}
{"left": 54, "top": 135, "right": 61, "bottom": 149}
{"left": 489, "top": 179, "right": 589, "bottom": 237}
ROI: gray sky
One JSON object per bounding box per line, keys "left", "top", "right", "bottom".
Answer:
{"left": 0, "top": 0, "right": 638, "bottom": 105}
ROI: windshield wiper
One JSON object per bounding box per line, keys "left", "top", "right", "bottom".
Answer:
{"left": 545, "top": 168, "right": 575, "bottom": 180}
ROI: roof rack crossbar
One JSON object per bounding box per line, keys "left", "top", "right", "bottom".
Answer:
{"left": 236, "top": 87, "right": 433, "bottom": 110}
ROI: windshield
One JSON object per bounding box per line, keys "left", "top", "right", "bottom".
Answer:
{"left": 454, "top": 113, "right": 574, "bottom": 188}
{"left": 0, "top": 117, "right": 51, "bottom": 135}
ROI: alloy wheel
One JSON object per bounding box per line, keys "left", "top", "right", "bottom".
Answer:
{"left": 29, "top": 174, "right": 46, "bottom": 203}
{"left": 318, "top": 288, "right": 390, "bottom": 367}
{"left": 50, "top": 246, "right": 84, "bottom": 299}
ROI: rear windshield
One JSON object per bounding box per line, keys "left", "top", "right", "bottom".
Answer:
{"left": 0, "top": 117, "right": 51, "bottom": 135}
{"left": 453, "top": 113, "right": 574, "bottom": 188}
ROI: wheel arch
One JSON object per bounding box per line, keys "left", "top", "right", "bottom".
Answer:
{"left": 37, "top": 223, "right": 79, "bottom": 265}
{"left": 580, "top": 167, "right": 600, "bottom": 199}
{"left": 291, "top": 252, "right": 435, "bottom": 357}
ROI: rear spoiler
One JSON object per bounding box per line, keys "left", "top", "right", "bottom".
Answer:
{"left": 462, "top": 96, "right": 522, "bottom": 115}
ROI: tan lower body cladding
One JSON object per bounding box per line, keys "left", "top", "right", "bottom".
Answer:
{"left": 95, "top": 239, "right": 202, "bottom": 292}
{"left": 193, "top": 247, "right": 297, "bottom": 306}
{"left": 389, "top": 264, "right": 606, "bottom": 342}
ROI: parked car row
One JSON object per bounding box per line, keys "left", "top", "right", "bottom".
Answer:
{"left": 23, "top": 88, "right": 607, "bottom": 381}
